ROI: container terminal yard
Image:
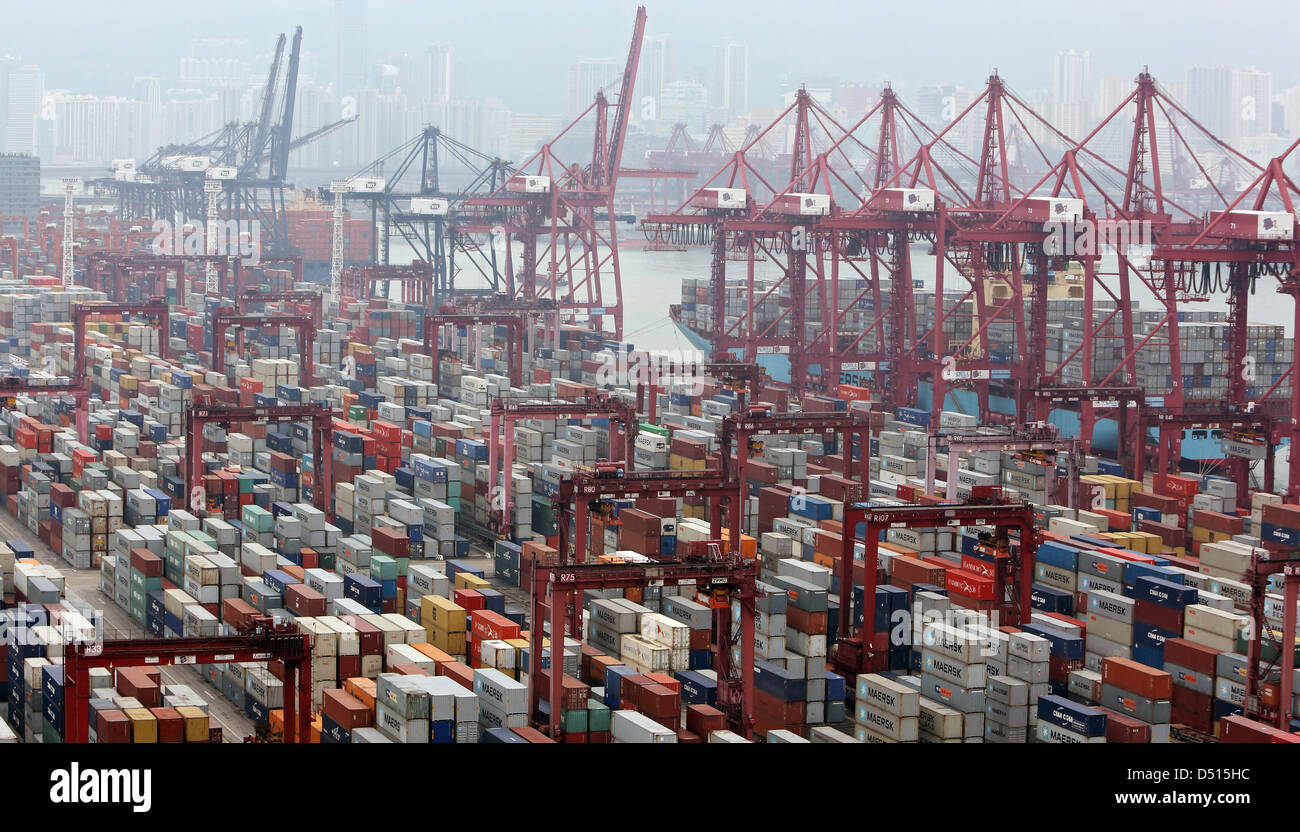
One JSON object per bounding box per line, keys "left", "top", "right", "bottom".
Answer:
{"left": 2, "top": 4, "right": 1300, "bottom": 756}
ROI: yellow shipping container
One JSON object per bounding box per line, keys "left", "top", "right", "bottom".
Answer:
{"left": 455, "top": 572, "right": 489, "bottom": 592}
{"left": 175, "top": 705, "right": 209, "bottom": 742}
{"left": 429, "top": 626, "right": 467, "bottom": 655}
{"left": 420, "top": 594, "right": 466, "bottom": 631}
{"left": 124, "top": 707, "right": 157, "bottom": 743}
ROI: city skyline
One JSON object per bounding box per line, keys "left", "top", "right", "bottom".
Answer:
{"left": 3, "top": 2, "right": 1300, "bottom": 171}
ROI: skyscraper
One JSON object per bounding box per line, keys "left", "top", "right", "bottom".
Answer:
{"left": 638, "top": 35, "right": 672, "bottom": 129}
{"left": 711, "top": 39, "right": 749, "bottom": 121}
{"left": 1051, "top": 50, "right": 1091, "bottom": 139}
{"left": 427, "top": 43, "right": 453, "bottom": 104}
{"left": 567, "top": 57, "right": 619, "bottom": 117}
{"left": 1186, "top": 66, "right": 1233, "bottom": 140}
{"left": 4, "top": 65, "right": 43, "bottom": 155}
{"left": 335, "top": 0, "right": 369, "bottom": 98}
{"left": 1231, "top": 67, "right": 1273, "bottom": 143}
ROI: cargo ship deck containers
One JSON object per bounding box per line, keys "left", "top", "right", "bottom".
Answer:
{"left": 0, "top": 269, "right": 1297, "bottom": 742}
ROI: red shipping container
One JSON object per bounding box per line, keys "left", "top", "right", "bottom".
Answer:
{"left": 285, "top": 583, "right": 327, "bottom": 617}
{"left": 1101, "top": 657, "right": 1173, "bottom": 700}
{"left": 686, "top": 704, "right": 726, "bottom": 736}
{"left": 1097, "top": 707, "right": 1152, "bottom": 743}
{"left": 470, "top": 609, "right": 522, "bottom": 642}
{"left": 1133, "top": 599, "right": 1183, "bottom": 633}
{"left": 96, "top": 709, "right": 132, "bottom": 743}
{"left": 945, "top": 568, "right": 994, "bottom": 601}
{"left": 1163, "top": 637, "right": 1219, "bottom": 676}
{"left": 152, "top": 707, "right": 185, "bottom": 744}
{"left": 1220, "top": 714, "right": 1285, "bottom": 743}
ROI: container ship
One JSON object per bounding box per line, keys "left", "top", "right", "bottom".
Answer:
{"left": 671, "top": 264, "right": 1290, "bottom": 465}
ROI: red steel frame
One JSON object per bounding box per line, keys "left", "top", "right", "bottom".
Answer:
{"left": 451, "top": 8, "right": 646, "bottom": 338}
{"left": 833, "top": 500, "right": 1037, "bottom": 676}
{"left": 62, "top": 622, "right": 312, "bottom": 743}
{"left": 0, "top": 379, "right": 91, "bottom": 442}
{"left": 211, "top": 310, "right": 317, "bottom": 386}
{"left": 239, "top": 288, "right": 324, "bottom": 328}
{"left": 719, "top": 410, "right": 878, "bottom": 545}
{"left": 184, "top": 402, "right": 336, "bottom": 519}
{"left": 635, "top": 361, "right": 766, "bottom": 424}
{"left": 923, "top": 425, "right": 1082, "bottom": 508}
{"left": 73, "top": 300, "right": 171, "bottom": 384}
{"left": 556, "top": 468, "right": 738, "bottom": 565}
{"left": 486, "top": 396, "right": 638, "bottom": 535}
{"left": 340, "top": 263, "right": 434, "bottom": 310}
{"left": 529, "top": 555, "right": 757, "bottom": 738}
{"left": 1243, "top": 556, "right": 1300, "bottom": 730}
{"left": 423, "top": 311, "right": 526, "bottom": 387}
{"left": 1135, "top": 408, "right": 1276, "bottom": 509}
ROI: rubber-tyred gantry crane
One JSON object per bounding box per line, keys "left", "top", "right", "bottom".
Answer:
{"left": 529, "top": 553, "right": 757, "bottom": 739}
{"left": 832, "top": 497, "right": 1037, "bottom": 678}
{"left": 923, "top": 423, "right": 1082, "bottom": 508}
{"left": 73, "top": 299, "right": 171, "bottom": 384}
{"left": 62, "top": 618, "right": 312, "bottom": 743}
{"left": 486, "top": 395, "right": 639, "bottom": 535}
{"left": 211, "top": 308, "right": 317, "bottom": 385}
{"left": 423, "top": 309, "right": 526, "bottom": 387}
{"left": 719, "top": 407, "right": 881, "bottom": 544}
{"left": 340, "top": 263, "right": 435, "bottom": 310}
{"left": 556, "top": 467, "right": 740, "bottom": 567}
{"left": 635, "top": 361, "right": 768, "bottom": 424}
{"left": 239, "top": 287, "right": 324, "bottom": 328}
{"left": 184, "top": 401, "right": 337, "bottom": 519}
{"left": 0, "top": 377, "right": 91, "bottom": 442}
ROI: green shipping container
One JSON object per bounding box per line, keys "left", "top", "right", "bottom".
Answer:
{"left": 586, "top": 698, "right": 612, "bottom": 732}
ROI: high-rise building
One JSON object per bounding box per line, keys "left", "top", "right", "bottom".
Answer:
{"left": 179, "top": 39, "right": 252, "bottom": 86}
{"left": 567, "top": 57, "right": 619, "bottom": 117}
{"left": 1186, "top": 65, "right": 1232, "bottom": 140}
{"left": 427, "top": 43, "right": 453, "bottom": 104}
{"left": 711, "top": 39, "right": 748, "bottom": 120}
{"left": 4, "top": 65, "right": 43, "bottom": 155}
{"left": 335, "top": 0, "right": 369, "bottom": 99}
{"left": 1283, "top": 86, "right": 1300, "bottom": 141}
{"left": 1231, "top": 67, "right": 1272, "bottom": 143}
{"left": 508, "top": 113, "right": 564, "bottom": 162}
{"left": 1052, "top": 49, "right": 1091, "bottom": 139}
{"left": 659, "top": 80, "right": 708, "bottom": 134}
{"left": 638, "top": 35, "right": 672, "bottom": 129}
{"left": 0, "top": 153, "right": 39, "bottom": 222}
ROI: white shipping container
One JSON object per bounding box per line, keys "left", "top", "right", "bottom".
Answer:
{"left": 611, "top": 710, "right": 677, "bottom": 743}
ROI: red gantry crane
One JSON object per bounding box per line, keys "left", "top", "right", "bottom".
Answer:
{"left": 184, "top": 401, "right": 337, "bottom": 520}
{"left": 63, "top": 618, "right": 312, "bottom": 743}
{"left": 485, "top": 395, "right": 639, "bottom": 535}
{"left": 450, "top": 6, "right": 647, "bottom": 337}
{"left": 211, "top": 308, "right": 317, "bottom": 386}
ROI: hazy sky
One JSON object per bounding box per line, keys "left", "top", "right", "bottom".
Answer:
{"left": 4, "top": 0, "right": 1298, "bottom": 112}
